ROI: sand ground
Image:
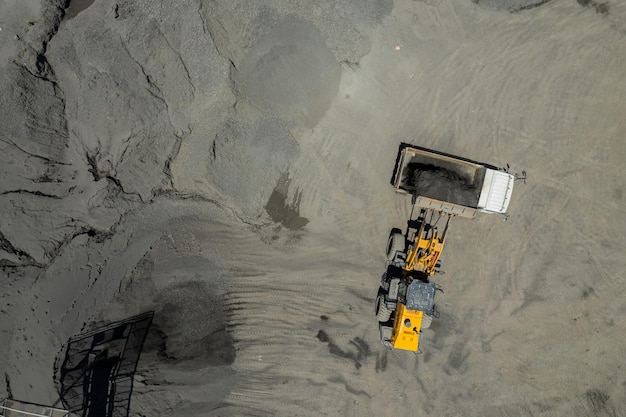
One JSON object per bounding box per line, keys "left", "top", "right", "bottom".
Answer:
{"left": 1, "top": 0, "right": 626, "bottom": 416}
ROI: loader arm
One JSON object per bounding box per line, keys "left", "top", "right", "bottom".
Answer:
{"left": 405, "top": 228, "right": 445, "bottom": 275}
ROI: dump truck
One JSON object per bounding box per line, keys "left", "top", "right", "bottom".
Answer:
{"left": 391, "top": 143, "right": 515, "bottom": 218}
{"left": 377, "top": 144, "right": 516, "bottom": 352}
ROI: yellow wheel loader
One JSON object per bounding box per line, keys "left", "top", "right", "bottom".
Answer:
{"left": 376, "top": 208, "right": 448, "bottom": 352}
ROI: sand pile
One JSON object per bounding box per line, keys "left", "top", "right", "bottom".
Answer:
{"left": 2, "top": 0, "right": 626, "bottom": 416}
{"left": 406, "top": 162, "right": 480, "bottom": 206}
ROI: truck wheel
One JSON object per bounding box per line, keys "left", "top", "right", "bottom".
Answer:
{"left": 386, "top": 232, "right": 404, "bottom": 261}
{"left": 421, "top": 314, "right": 433, "bottom": 329}
{"left": 376, "top": 295, "right": 393, "bottom": 322}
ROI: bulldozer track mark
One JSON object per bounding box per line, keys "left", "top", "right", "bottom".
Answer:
{"left": 226, "top": 353, "right": 372, "bottom": 415}
{"left": 358, "top": 67, "right": 400, "bottom": 105}
{"left": 583, "top": 389, "right": 614, "bottom": 415}
{"left": 488, "top": 183, "right": 570, "bottom": 316}
{"left": 327, "top": 376, "right": 371, "bottom": 398}
{"left": 290, "top": 130, "right": 358, "bottom": 206}
{"left": 223, "top": 294, "right": 348, "bottom": 320}
{"left": 375, "top": 350, "right": 388, "bottom": 373}
{"left": 443, "top": 338, "right": 471, "bottom": 375}
{"left": 316, "top": 330, "right": 371, "bottom": 369}
{"left": 225, "top": 282, "right": 342, "bottom": 298}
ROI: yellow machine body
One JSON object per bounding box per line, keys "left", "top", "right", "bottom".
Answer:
{"left": 391, "top": 303, "right": 423, "bottom": 351}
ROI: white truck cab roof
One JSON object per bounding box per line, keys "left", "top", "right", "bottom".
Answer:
{"left": 478, "top": 169, "right": 515, "bottom": 214}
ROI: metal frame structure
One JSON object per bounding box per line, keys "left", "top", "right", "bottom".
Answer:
{"left": 1, "top": 398, "right": 73, "bottom": 417}
{"left": 57, "top": 312, "right": 154, "bottom": 417}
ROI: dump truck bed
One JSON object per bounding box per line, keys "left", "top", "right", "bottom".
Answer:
{"left": 392, "top": 144, "right": 514, "bottom": 217}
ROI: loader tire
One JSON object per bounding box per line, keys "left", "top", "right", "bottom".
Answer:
{"left": 376, "top": 295, "right": 393, "bottom": 322}
{"left": 386, "top": 232, "right": 404, "bottom": 261}
{"left": 421, "top": 314, "right": 433, "bottom": 330}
